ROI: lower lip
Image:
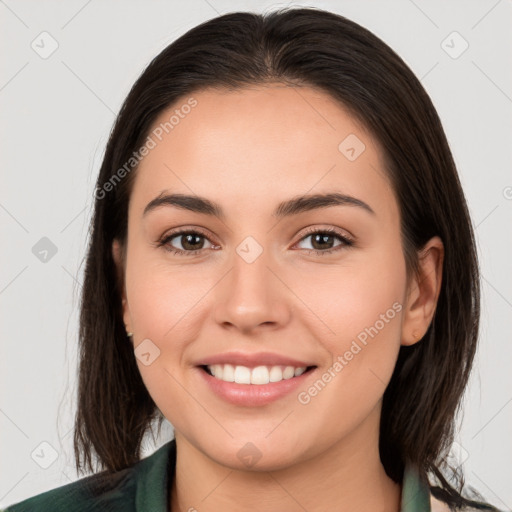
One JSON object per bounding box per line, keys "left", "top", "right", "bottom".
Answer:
{"left": 196, "top": 366, "right": 316, "bottom": 406}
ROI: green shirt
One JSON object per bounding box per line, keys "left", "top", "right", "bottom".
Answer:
{"left": 0, "top": 439, "right": 491, "bottom": 511}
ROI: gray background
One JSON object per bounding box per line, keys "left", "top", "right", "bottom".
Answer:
{"left": 1, "top": 0, "right": 511, "bottom": 509}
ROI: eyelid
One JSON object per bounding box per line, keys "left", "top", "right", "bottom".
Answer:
{"left": 157, "top": 225, "right": 217, "bottom": 249}
{"left": 157, "top": 225, "right": 355, "bottom": 256}
{"left": 297, "top": 225, "right": 355, "bottom": 244}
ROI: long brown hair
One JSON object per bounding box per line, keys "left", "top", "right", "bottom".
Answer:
{"left": 74, "top": 7, "right": 496, "bottom": 510}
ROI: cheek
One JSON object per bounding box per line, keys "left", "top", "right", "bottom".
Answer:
{"left": 292, "top": 244, "right": 406, "bottom": 399}
{"left": 292, "top": 244, "right": 405, "bottom": 345}
{"left": 124, "top": 255, "right": 199, "bottom": 414}
{"left": 125, "top": 243, "right": 206, "bottom": 338}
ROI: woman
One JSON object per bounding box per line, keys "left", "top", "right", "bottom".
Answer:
{"left": 3, "top": 7, "right": 502, "bottom": 512}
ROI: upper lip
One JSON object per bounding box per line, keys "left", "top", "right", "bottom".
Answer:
{"left": 195, "top": 351, "right": 316, "bottom": 368}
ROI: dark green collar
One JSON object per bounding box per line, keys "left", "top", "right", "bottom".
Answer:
{"left": 3, "top": 439, "right": 433, "bottom": 511}
{"left": 400, "top": 461, "right": 432, "bottom": 511}
{"left": 136, "top": 440, "right": 432, "bottom": 511}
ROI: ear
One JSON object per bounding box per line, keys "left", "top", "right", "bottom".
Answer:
{"left": 112, "top": 238, "right": 131, "bottom": 332}
{"left": 401, "top": 236, "right": 444, "bottom": 346}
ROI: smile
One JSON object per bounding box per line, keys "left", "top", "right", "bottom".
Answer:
{"left": 197, "top": 364, "right": 317, "bottom": 406}
{"left": 204, "top": 364, "right": 311, "bottom": 385}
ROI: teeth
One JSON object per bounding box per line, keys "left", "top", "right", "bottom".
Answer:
{"left": 269, "top": 366, "right": 282, "bottom": 382}
{"left": 234, "top": 365, "right": 251, "bottom": 384}
{"left": 223, "top": 364, "right": 235, "bottom": 382}
{"left": 294, "top": 367, "right": 306, "bottom": 377}
{"left": 250, "top": 366, "right": 269, "bottom": 385}
{"left": 206, "top": 364, "right": 308, "bottom": 385}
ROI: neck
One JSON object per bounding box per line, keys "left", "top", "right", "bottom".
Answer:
{"left": 170, "top": 405, "right": 401, "bottom": 512}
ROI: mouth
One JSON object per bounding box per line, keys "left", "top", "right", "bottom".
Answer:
{"left": 200, "top": 364, "right": 317, "bottom": 385}
{"left": 197, "top": 363, "right": 318, "bottom": 406}
{"left": 194, "top": 351, "right": 319, "bottom": 406}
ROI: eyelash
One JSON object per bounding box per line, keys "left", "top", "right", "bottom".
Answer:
{"left": 157, "top": 226, "right": 354, "bottom": 257}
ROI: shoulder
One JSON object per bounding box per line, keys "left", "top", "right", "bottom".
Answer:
{"left": 2, "top": 440, "right": 175, "bottom": 512}
{"left": 404, "top": 462, "right": 500, "bottom": 512}
{"left": 431, "top": 494, "right": 455, "bottom": 512}
{"left": 2, "top": 465, "right": 135, "bottom": 512}
{"left": 430, "top": 492, "right": 503, "bottom": 512}
{"left": 1, "top": 471, "right": 128, "bottom": 512}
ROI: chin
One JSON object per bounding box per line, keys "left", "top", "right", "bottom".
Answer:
{"left": 197, "top": 435, "right": 309, "bottom": 473}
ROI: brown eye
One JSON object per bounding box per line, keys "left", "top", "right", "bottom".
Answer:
{"left": 295, "top": 228, "right": 354, "bottom": 256}
{"left": 159, "top": 229, "right": 214, "bottom": 256}
{"left": 157, "top": 227, "right": 354, "bottom": 257}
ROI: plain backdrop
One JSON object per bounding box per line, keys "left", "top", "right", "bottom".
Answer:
{"left": 1, "top": 0, "right": 511, "bottom": 509}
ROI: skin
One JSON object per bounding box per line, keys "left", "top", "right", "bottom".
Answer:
{"left": 112, "top": 84, "right": 444, "bottom": 512}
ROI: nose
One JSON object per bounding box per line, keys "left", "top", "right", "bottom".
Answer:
{"left": 214, "top": 246, "right": 291, "bottom": 335}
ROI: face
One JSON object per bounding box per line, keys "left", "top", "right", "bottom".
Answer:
{"left": 113, "top": 84, "right": 435, "bottom": 471}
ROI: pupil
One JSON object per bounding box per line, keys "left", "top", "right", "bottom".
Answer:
{"left": 183, "top": 234, "right": 203, "bottom": 250}
{"left": 313, "top": 234, "right": 333, "bottom": 250}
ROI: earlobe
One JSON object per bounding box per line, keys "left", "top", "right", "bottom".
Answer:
{"left": 401, "top": 236, "right": 444, "bottom": 346}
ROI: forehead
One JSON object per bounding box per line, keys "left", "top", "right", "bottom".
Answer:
{"left": 130, "top": 84, "right": 397, "bottom": 223}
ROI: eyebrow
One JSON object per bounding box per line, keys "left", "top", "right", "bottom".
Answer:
{"left": 143, "top": 191, "right": 376, "bottom": 219}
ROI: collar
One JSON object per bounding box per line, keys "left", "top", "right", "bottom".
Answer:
{"left": 136, "top": 440, "right": 434, "bottom": 511}
{"left": 400, "top": 461, "right": 433, "bottom": 511}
